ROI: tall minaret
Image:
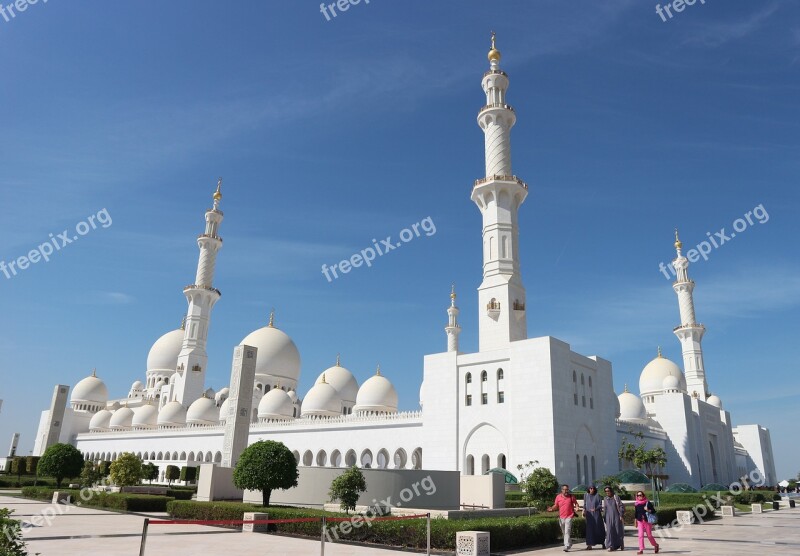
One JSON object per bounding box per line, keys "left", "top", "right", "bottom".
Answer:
{"left": 672, "top": 230, "right": 708, "bottom": 399}
{"left": 445, "top": 284, "right": 461, "bottom": 353}
{"left": 470, "top": 33, "right": 528, "bottom": 351}
{"left": 173, "top": 179, "right": 224, "bottom": 406}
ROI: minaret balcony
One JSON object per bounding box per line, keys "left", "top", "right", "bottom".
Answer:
{"left": 483, "top": 69, "right": 508, "bottom": 78}
{"left": 486, "top": 300, "right": 501, "bottom": 319}
{"left": 183, "top": 284, "right": 222, "bottom": 296}
{"left": 197, "top": 233, "right": 222, "bottom": 242}
{"left": 474, "top": 175, "right": 528, "bottom": 190}
{"left": 673, "top": 323, "right": 705, "bottom": 332}
{"left": 478, "top": 103, "right": 515, "bottom": 116}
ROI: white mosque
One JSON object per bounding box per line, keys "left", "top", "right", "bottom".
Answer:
{"left": 32, "top": 36, "right": 776, "bottom": 489}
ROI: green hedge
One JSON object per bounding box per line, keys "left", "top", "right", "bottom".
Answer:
{"left": 0, "top": 476, "right": 58, "bottom": 488}
{"left": 22, "top": 487, "right": 175, "bottom": 512}
{"left": 166, "top": 500, "right": 575, "bottom": 551}
{"left": 505, "top": 491, "right": 525, "bottom": 501}
{"left": 166, "top": 489, "right": 194, "bottom": 501}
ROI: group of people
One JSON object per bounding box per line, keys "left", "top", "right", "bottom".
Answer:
{"left": 548, "top": 484, "right": 660, "bottom": 554}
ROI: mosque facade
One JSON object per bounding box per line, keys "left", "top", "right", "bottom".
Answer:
{"left": 32, "top": 37, "right": 776, "bottom": 489}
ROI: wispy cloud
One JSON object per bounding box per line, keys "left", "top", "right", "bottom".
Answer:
{"left": 683, "top": 4, "right": 780, "bottom": 48}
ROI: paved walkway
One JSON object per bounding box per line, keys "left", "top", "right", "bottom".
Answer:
{"left": 1, "top": 495, "right": 798, "bottom": 555}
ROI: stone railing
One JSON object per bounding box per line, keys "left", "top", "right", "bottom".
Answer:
{"left": 473, "top": 175, "right": 528, "bottom": 190}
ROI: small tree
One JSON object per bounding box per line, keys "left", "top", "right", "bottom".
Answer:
{"left": 233, "top": 440, "right": 299, "bottom": 507}
{"left": 180, "top": 466, "right": 197, "bottom": 484}
{"left": 619, "top": 431, "right": 667, "bottom": 505}
{"left": 143, "top": 463, "right": 159, "bottom": 484}
{"left": 25, "top": 457, "right": 39, "bottom": 477}
{"left": 165, "top": 465, "right": 180, "bottom": 486}
{"left": 329, "top": 466, "right": 367, "bottom": 514}
{"left": 38, "top": 444, "right": 84, "bottom": 488}
{"left": 79, "top": 461, "right": 101, "bottom": 487}
{"left": 98, "top": 461, "right": 112, "bottom": 477}
{"left": 517, "top": 460, "right": 559, "bottom": 509}
{"left": 598, "top": 475, "right": 628, "bottom": 497}
{"left": 109, "top": 453, "right": 143, "bottom": 487}
{"left": 0, "top": 508, "right": 29, "bottom": 556}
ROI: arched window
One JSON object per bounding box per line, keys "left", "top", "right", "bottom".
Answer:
{"left": 573, "top": 371, "right": 578, "bottom": 405}
{"left": 466, "top": 455, "right": 475, "bottom": 475}
{"left": 376, "top": 449, "right": 389, "bottom": 469}
{"left": 481, "top": 454, "right": 490, "bottom": 474}
{"left": 412, "top": 448, "right": 422, "bottom": 470}
{"left": 581, "top": 374, "right": 586, "bottom": 407}
{"left": 591, "top": 456, "right": 596, "bottom": 484}
{"left": 589, "top": 376, "right": 594, "bottom": 409}
{"left": 481, "top": 371, "right": 488, "bottom": 382}
{"left": 303, "top": 450, "right": 313, "bottom": 466}
{"left": 331, "top": 450, "right": 342, "bottom": 467}
{"left": 316, "top": 450, "right": 327, "bottom": 467}
{"left": 481, "top": 371, "right": 488, "bottom": 404}
{"left": 497, "top": 369, "right": 504, "bottom": 380}
{"left": 497, "top": 453, "right": 506, "bottom": 469}
{"left": 393, "top": 448, "right": 407, "bottom": 469}
{"left": 583, "top": 455, "right": 588, "bottom": 485}
{"left": 497, "top": 369, "right": 505, "bottom": 404}
{"left": 466, "top": 373, "right": 472, "bottom": 384}
{"left": 345, "top": 450, "right": 356, "bottom": 467}
{"left": 360, "top": 449, "right": 373, "bottom": 469}
{"left": 576, "top": 454, "right": 581, "bottom": 484}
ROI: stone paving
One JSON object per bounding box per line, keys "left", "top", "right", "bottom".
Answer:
{"left": 1, "top": 494, "right": 798, "bottom": 555}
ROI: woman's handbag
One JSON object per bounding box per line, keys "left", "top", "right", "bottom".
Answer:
{"left": 646, "top": 506, "right": 658, "bottom": 524}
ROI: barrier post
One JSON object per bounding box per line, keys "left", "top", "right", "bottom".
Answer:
{"left": 426, "top": 513, "right": 431, "bottom": 555}
{"left": 320, "top": 516, "right": 326, "bottom": 556}
{"left": 138, "top": 518, "right": 150, "bottom": 556}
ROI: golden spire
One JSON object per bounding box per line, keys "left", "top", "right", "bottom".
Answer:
{"left": 450, "top": 283, "right": 457, "bottom": 301}
{"left": 657, "top": 346, "right": 663, "bottom": 358}
{"left": 213, "top": 177, "right": 223, "bottom": 202}
{"left": 180, "top": 316, "right": 187, "bottom": 330}
{"left": 488, "top": 31, "right": 501, "bottom": 63}
{"left": 91, "top": 368, "right": 97, "bottom": 378}
{"left": 336, "top": 353, "right": 341, "bottom": 367}
{"left": 376, "top": 364, "right": 381, "bottom": 376}
{"left": 674, "top": 228, "right": 682, "bottom": 251}
{"left": 268, "top": 308, "right": 275, "bottom": 328}
{"left": 624, "top": 384, "right": 629, "bottom": 393}
{"left": 321, "top": 373, "right": 327, "bottom": 384}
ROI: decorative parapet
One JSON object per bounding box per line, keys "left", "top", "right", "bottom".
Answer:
{"left": 473, "top": 175, "right": 528, "bottom": 190}
{"left": 183, "top": 284, "right": 222, "bottom": 296}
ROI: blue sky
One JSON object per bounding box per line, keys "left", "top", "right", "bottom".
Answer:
{"left": 0, "top": 1, "right": 798, "bottom": 480}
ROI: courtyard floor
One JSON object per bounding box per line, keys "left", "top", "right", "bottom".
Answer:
{"left": 1, "top": 494, "right": 797, "bottom": 555}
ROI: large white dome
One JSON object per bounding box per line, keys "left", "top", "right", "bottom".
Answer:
{"left": 109, "top": 406, "right": 134, "bottom": 430}
{"left": 187, "top": 396, "right": 219, "bottom": 425}
{"left": 639, "top": 352, "right": 686, "bottom": 396}
{"left": 132, "top": 403, "right": 158, "bottom": 429}
{"left": 315, "top": 360, "right": 358, "bottom": 404}
{"left": 258, "top": 388, "right": 294, "bottom": 420}
{"left": 301, "top": 377, "right": 342, "bottom": 417}
{"left": 72, "top": 372, "right": 109, "bottom": 405}
{"left": 158, "top": 401, "right": 187, "bottom": 427}
{"left": 618, "top": 389, "right": 647, "bottom": 422}
{"left": 147, "top": 329, "right": 184, "bottom": 372}
{"left": 354, "top": 371, "right": 398, "bottom": 414}
{"left": 218, "top": 397, "right": 232, "bottom": 423}
{"left": 240, "top": 322, "right": 301, "bottom": 384}
{"left": 89, "top": 409, "right": 113, "bottom": 431}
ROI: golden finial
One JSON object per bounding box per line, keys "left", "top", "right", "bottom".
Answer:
{"left": 376, "top": 364, "right": 381, "bottom": 376}
{"left": 657, "top": 346, "right": 663, "bottom": 358}
{"left": 268, "top": 308, "right": 275, "bottom": 328}
{"left": 624, "top": 384, "right": 629, "bottom": 393}
{"left": 336, "top": 353, "right": 341, "bottom": 367}
{"left": 488, "top": 31, "right": 501, "bottom": 63}
{"left": 91, "top": 368, "right": 97, "bottom": 378}
{"left": 180, "top": 316, "right": 187, "bottom": 330}
{"left": 674, "top": 228, "right": 682, "bottom": 251}
{"left": 321, "top": 373, "right": 327, "bottom": 384}
{"left": 213, "top": 177, "right": 223, "bottom": 201}
{"left": 450, "top": 283, "right": 456, "bottom": 301}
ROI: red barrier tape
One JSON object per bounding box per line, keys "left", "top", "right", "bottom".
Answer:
{"left": 149, "top": 517, "right": 320, "bottom": 526}
{"left": 326, "top": 514, "right": 429, "bottom": 523}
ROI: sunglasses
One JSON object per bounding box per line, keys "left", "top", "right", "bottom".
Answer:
{"left": 637, "top": 494, "right": 644, "bottom": 497}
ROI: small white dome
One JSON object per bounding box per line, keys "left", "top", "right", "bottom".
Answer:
{"left": 215, "top": 387, "right": 230, "bottom": 404}
{"left": 131, "top": 381, "right": 144, "bottom": 391}
{"left": 287, "top": 389, "right": 298, "bottom": 403}
{"left": 258, "top": 388, "right": 294, "bottom": 420}
{"left": 72, "top": 373, "right": 109, "bottom": 405}
{"left": 618, "top": 389, "right": 647, "bottom": 421}
{"left": 158, "top": 401, "right": 187, "bottom": 427}
{"left": 301, "top": 377, "right": 342, "bottom": 417}
{"left": 662, "top": 375, "right": 681, "bottom": 392}
{"left": 240, "top": 322, "right": 301, "bottom": 385}
{"left": 147, "top": 329, "right": 184, "bottom": 372}
{"left": 707, "top": 394, "right": 722, "bottom": 409}
{"left": 354, "top": 371, "right": 398, "bottom": 414}
{"left": 639, "top": 352, "right": 686, "bottom": 396}
{"left": 315, "top": 362, "right": 358, "bottom": 404}
{"left": 187, "top": 396, "right": 219, "bottom": 425}
{"left": 89, "top": 409, "right": 113, "bottom": 431}
{"left": 218, "top": 397, "right": 231, "bottom": 422}
{"left": 109, "top": 406, "right": 134, "bottom": 430}
{"left": 132, "top": 403, "right": 158, "bottom": 429}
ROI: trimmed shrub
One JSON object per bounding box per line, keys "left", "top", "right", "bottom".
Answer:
{"left": 505, "top": 491, "right": 525, "bottom": 501}
{"left": 25, "top": 457, "right": 40, "bottom": 476}
{"left": 21, "top": 487, "right": 175, "bottom": 512}
{"left": 166, "top": 489, "right": 194, "bottom": 500}
{"left": 179, "top": 466, "right": 197, "bottom": 484}
{"left": 165, "top": 465, "right": 180, "bottom": 486}
{"left": 166, "top": 500, "right": 573, "bottom": 551}
{"left": 10, "top": 458, "right": 27, "bottom": 476}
